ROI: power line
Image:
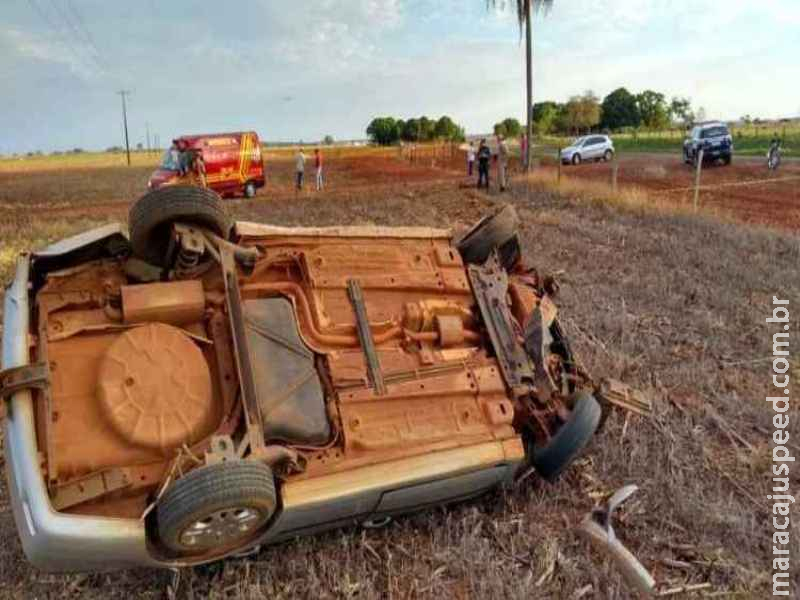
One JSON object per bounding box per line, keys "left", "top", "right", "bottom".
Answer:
{"left": 64, "top": 0, "right": 108, "bottom": 70}
{"left": 45, "top": 0, "right": 105, "bottom": 74}
{"left": 26, "top": 0, "right": 91, "bottom": 75}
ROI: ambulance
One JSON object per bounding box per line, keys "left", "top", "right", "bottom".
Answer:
{"left": 148, "top": 131, "right": 265, "bottom": 198}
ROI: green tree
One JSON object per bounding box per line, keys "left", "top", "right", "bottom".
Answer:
{"left": 418, "top": 116, "right": 435, "bottom": 141}
{"left": 488, "top": 0, "right": 554, "bottom": 169}
{"left": 494, "top": 117, "right": 522, "bottom": 138}
{"left": 434, "top": 115, "right": 464, "bottom": 141}
{"left": 532, "top": 101, "right": 559, "bottom": 135}
{"left": 323, "top": 135, "right": 335, "bottom": 145}
{"left": 562, "top": 91, "right": 600, "bottom": 134}
{"left": 601, "top": 87, "right": 641, "bottom": 130}
{"left": 402, "top": 118, "right": 419, "bottom": 141}
{"left": 366, "top": 117, "right": 400, "bottom": 145}
{"left": 637, "top": 90, "right": 670, "bottom": 130}
{"left": 579, "top": 90, "right": 601, "bottom": 131}
{"left": 668, "top": 97, "right": 693, "bottom": 127}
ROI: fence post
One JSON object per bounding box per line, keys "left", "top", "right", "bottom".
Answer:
{"left": 611, "top": 152, "right": 619, "bottom": 193}
{"left": 693, "top": 148, "right": 704, "bottom": 211}
{"left": 557, "top": 147, "right": 562, "bottom": 186}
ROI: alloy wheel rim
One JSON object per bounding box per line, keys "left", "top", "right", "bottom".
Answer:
{"left": 179, "top": 506, "right": 266, "bottom": 549}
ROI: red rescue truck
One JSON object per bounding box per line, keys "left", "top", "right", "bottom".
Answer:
{"left": 148, "top": 131, "right": 265, "bottom": 198}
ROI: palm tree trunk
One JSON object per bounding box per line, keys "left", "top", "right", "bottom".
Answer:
{"left": 525, "top": 1, "right": 532, "bottom": 172}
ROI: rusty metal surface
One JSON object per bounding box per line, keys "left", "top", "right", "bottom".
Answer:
{"left": 24, "top": 221, "right": 543, "bottom": 540}
{"left": 97, "top": 323, "right": 214, "bottom": 451}
{"left": 467, "top": 254, "right": 536, "bottom": 395}
{"left": 121, "top": 280, "right": 205, "bottom": 325}
{"left": 235, "top": 222, "right": 452, "bottom": 239}
{"left": 50, "top": 467, "right": 132, "bottom": 511}
{"left": 0, "top": 363, "right": 50, "bottom": 402}
{"left": 346, "top": 279, "right": 387, "bottom": 395}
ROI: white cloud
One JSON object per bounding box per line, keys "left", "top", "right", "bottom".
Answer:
{"left": 1, "top": 27, "right": 96, "bottom": 80}
{"left": 2, "top": 0, "right": 798, "bottom": 152}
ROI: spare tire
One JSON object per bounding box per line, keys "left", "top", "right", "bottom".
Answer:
{"left": 129, "top": 185, "right": 232, "bottom": 267}
{"left": 456, "top": 204, "right": 520, "bottom": 270}
{"left": 530, "top": 391, "right": 601, "bottom": 482}
{"left": 157, "top": 460, "right": 277, "bottom": 555}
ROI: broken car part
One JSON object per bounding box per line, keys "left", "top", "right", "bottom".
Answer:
{"left": 577, "top": 485, "right": 656, "bottom": 596}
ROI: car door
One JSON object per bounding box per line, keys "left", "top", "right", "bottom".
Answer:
{"left": 583, "top": 137, "right": 600, "bottom": 159}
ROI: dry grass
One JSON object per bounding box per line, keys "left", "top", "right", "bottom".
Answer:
{"left": 1, "top": 155, "right": 799, "bottom": 598}
{"left": 520, "top": 169, "right": 720, "bottom": 221}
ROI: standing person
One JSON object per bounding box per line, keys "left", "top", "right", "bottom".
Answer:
{"left": 314, "top": 148, "right": 324, "bottom": 191}
{"left": 295, "top": 147, "right": 306, "bottom": 191}
{"left": 477, "top": 139, "right": 491, "bottom": 189}
{"left": 176, "top": 140, "right": 189, "bottom": 176}
{"left": 466, "top": 141, "right": 475, "bottom": 176}
{"left": 193, "top": 150, "right": 207, "bottom": 188}
{"left": 497, "top": 134, "right": 509, "bottom": 192}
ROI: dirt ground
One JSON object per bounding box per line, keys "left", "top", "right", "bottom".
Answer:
{"left": 1, "top": 150, "right": 799, "bottom": 598}
{"left": 547, "top": 153, "right": 800, "bottom": 231}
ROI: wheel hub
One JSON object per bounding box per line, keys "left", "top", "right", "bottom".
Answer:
{"left": 179, "top": 506, "right": 267, "bottom": 549}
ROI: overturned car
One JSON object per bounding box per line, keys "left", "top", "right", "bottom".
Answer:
{"left": 2, "top": 187, "right": 605, "bottom": 572}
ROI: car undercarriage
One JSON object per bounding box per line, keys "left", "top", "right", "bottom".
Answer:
{"left": 2, "top": 186, "right": 605, "bottom": 570}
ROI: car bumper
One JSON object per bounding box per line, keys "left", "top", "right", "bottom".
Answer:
{"left": 698, "top": 146, "right": 732, "bottom": 157}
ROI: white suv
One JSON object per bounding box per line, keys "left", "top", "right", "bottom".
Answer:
{"left": 561, "top": 135, "right": 615, "bottom": 165}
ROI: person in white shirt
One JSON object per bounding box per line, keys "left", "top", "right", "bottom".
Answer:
{"left": 497, "top": 135, "right": 509, "bottom": 192}
{"left": 466, "top": 141, "right": 475, "bottom": 176}
{"left": 295, "top": 148, "right": 306, "bottom": 191}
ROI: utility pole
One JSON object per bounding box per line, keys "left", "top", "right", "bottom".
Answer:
{"left": 525, "top": 0, "right": 533, "bottom": 173}
{"left": 145, "top": 121, "right": 151, "bottom": 154}
{"left": 117, "top": 90, "right": 132, "bottom": 165}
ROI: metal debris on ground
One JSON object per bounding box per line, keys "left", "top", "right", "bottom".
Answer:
{"left": 576, "top": 484, "right": 656, "bottom": 597}
{"left": 597, "top": 378, "right": 653, "bottom": 416}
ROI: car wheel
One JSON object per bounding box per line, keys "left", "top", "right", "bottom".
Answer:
{"left": 530, "top": 391, "right": 602, "bottom": 481}
{"left": 244, "top": 182, "right": 256, "bottom": 198}
{"left": 722, "top": 154, "right": 732, "bottom": 166}
{"left": 157, "top": 461, "right": 277, "bottom": 555}
{"left": 603, "top": 150, "right": 613, "bottom": 162}
{"left": 572, "top": 153, "right": 581, "bottom": 166}
{"left": 683, "top": 149, "right": 691, "bottom": 164}
{"left": 456, "top": 204, "right": 521, "bottom": 270}
{"left": 128, "top": 185, "right": 232, "bottom": 267}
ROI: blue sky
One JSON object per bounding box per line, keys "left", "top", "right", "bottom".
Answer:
{"left": 1, "top": 1, "right": 798, "bottom": 153}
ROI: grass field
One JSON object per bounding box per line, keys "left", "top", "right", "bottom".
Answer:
{"left": 541, "top": 121, "right": 800, "bottom": 157}
{"left": 1, "top": 148, "right": 799, "bottom": 598}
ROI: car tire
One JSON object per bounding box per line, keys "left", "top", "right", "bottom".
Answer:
{"left": 572, "top": 153, "right": 581, "bottom": 165}
{"left": 456, "top": 204, "right": 521, "bottom": 270}
{"left": 722, "top": 154, "right": 732, "bottom": 166}
{"left": 129, "top": 185, "right": 232, "bottom": 267}
{"left": 244, "top": 182, "right": 256, "bottom": 198}
{"left": 603, "top": 149, "right": 613, "bottom": 162}
{"left": 530, "top": 391, "right": 602, "bottom": 481}
{"left": 157, "top": 461, "right": 277, "bottom": 555}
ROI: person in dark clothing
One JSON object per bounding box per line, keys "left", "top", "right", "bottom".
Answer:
{"left": 477, "top": 139, "right": 491, "bottom": 189}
